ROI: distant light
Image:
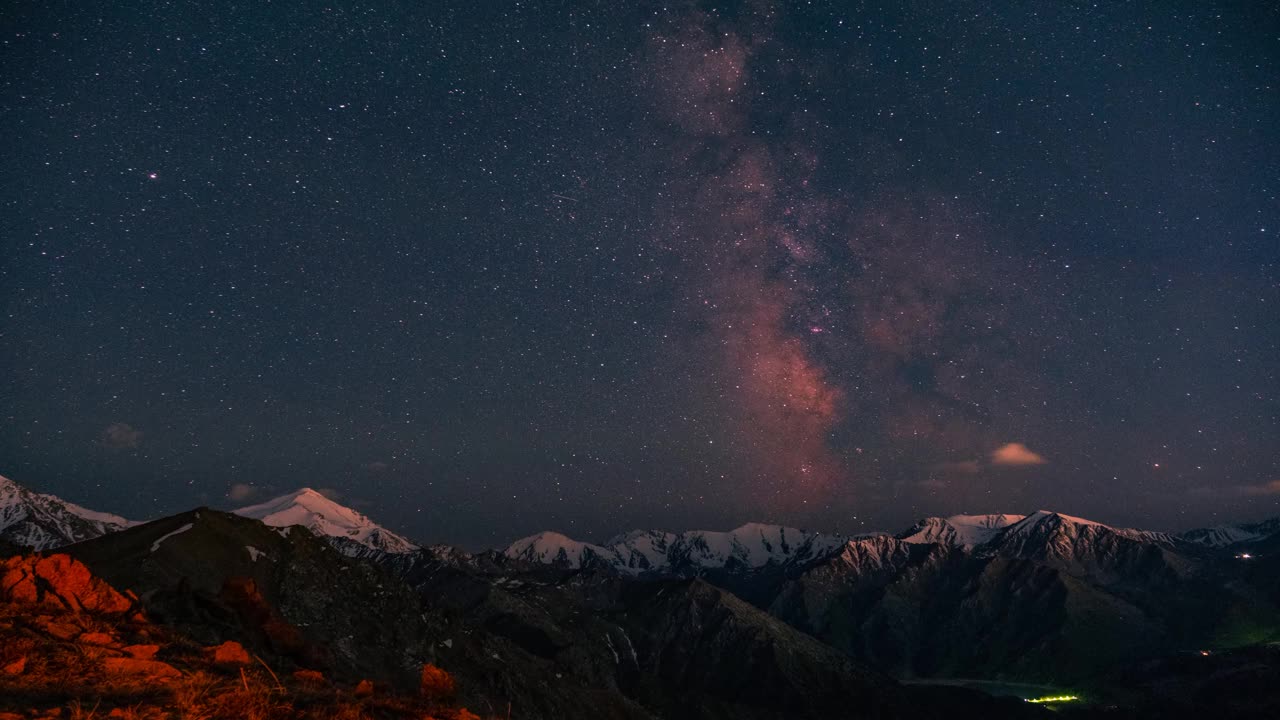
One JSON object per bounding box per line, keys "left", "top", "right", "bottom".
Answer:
{"left": 1026, "top": 695, "right": 1079, "bottom": 704}
{"left": 1236, "top": 553, "right": 1253, "bottom": 559}
{"left": 1200, "top": 650, "right": 1211, "bottom": 657}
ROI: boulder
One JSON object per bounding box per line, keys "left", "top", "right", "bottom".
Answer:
{"left": 79, "top": 632, "right": 115, "bottom": 646}
{"left": 0, "top": 555, "right": 131, "bottom": 614}
{"left": 292, "top": 669, "right": 326, "bottom": 685}
{"left": 39, "top": 619, "right": 83, "bottom": 640}
{"left": 419, "top": 663, "right": 457, "bottom": 701}
{"left": 208, "top": 640, "right": 251, "bottom": 665}
{"left": 102, "top": 656, "right": 181, "bottom": 682}
{"left": 123, "top": 644, "right": 160, "bottom": 659}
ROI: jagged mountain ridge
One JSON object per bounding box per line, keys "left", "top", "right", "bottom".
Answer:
{"left": 504, "top": 509, "right": 1280, "bottom": 684}
{"left": 55, "top": 508, "right": 1039, "bottom": 719}
{"left": 6, "top": 470, "right": 1278, "bottom": 560}
{"left": 505, "top": 522, "right": 852, "bottom": 575}
{"left": 509, "top": 508, "right": 1280, "bottom": 577}
{"left": 0, "top": 474, "right": 136, "bottom": 551}
{"left": 896, "top": 513, "right": 1026, "bottom": 547}
{"left": 1179, "top": 517, "right": 1280, "bottom": 548}
{"left": 3, "top": 473, "right": 1279, "bottom": 713}
{"left": 0, "top": 476, "right": 425, "bottom": 558}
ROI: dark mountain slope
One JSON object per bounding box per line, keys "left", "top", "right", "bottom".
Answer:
{"left": 65, "top": 508, "right": 435, "bottom": 687}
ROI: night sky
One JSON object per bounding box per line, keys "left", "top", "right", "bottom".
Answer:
{"left": 2, "top": 1, "right": 1277, "bottom": 548}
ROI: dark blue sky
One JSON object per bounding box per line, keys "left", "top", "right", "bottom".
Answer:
{"left": 2, "top": 1, "right": 1276, "bottom": 548}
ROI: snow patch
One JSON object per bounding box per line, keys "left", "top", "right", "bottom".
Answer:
{"left": 150, "top": 523, "right": 194, "bottom": 552}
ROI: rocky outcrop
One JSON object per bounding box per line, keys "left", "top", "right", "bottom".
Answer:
{"left": 102, "top": 656, "right": 182, "bottom": 682}
{"left": 207, "top": 639, "right": 251, "bottom": 665}
{"left": 420, "top": 663, "right": 457, "bottom": 700}
{"left": 0, "top": 554, "right": 133, "bottom": 614}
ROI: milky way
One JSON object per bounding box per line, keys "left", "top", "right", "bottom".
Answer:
{"left": 1, "top": 1, "right": 1276, "bottom": 546}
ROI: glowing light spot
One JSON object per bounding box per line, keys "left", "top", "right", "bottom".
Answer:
{"left": 1026, "top": 695, "right": 1079, "bottom": 704}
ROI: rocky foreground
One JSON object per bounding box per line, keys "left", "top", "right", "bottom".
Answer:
{"left": 0, "top": 553, "right": 482, "bottom": 720}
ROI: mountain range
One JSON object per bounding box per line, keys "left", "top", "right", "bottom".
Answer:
{"left": 2, "top": 471, "right": 1279, "bottom": 717}
{"left": 0, "top": 474, "right": 136, "bottom": 551}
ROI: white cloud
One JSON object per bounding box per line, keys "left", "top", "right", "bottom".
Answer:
{"left": 99, "top": 422, "right": 143, "bottom": 450}
{"left": 227, "top": 483, "right": 258, "bottom": 502}
{"left": 991, "top": 442, "right": 1047, "bottom": 466}
{"left": 1240, "top": 479, "right": 1280, "bottom": 496}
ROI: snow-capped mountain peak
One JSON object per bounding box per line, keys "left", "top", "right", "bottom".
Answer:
{"left": 233, "top": 487, "right": 418, "bottom": 556}
{"left": 506, "top": 522, "right": 847, "bottom": 575}
{"left": 897, "top": 513, "right": 1025, "bottom": 547}
{"left": 505, "top": 531, "right": 614, "bottom": 569}
{"left": 0, "top": 474, "right": 136, "bottom": 551}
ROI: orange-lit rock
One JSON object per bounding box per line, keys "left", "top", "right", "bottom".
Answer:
{"left": 124, "top": 644, "right": 160, "bottom": 659}
{"left": 1, "top": 656, "right": 25, "bottom": 675}
{"left": 79, "top": 631, "right": 114, "bottom": 646}
{"left": 426, "top": 710, "right": 481, "bottom": 720}
{"left": 419, "top": 663, "right": 457, "bottom": 701}
{"left": 0, "top": 554, "right": 131, "bottom": 614}
{"left": 292, "top": 668, "right": 326, "bottom": 685}
{"left": 208, "top": 640, "right": 251, "bottom": 665}
{"left": 354, "top": 678, "right": 375, "bottom": 697}
{"left": 40, "top": 619, "right": 82, "bottom": 641}
{"left": 102, "top": 656, "right": 182, "bottom": 682}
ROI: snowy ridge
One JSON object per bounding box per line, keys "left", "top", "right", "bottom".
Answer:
{"left": 897, "top": 513, "right": 1026, "bottom": 547}
{"left": 506, "top": 522, "right": 847, "bottom": 575}
{"left": 996, "top": 510, "right": 1175, "bottom": 546}
{"left": 1179, "top": 518, "right": 1280, "bottom": 548}
{"left": 898, "top": 510, "right": 1177, "bottom": 550}
{"left": 508, "top": 509, "right": 1268, "bottom": 577}
{"left": 0, "top": 474, "right": 136, "bottom": 550}
{"left": 822, "top": 534, "right": 917, "bottom": 579}
{"left": 505, "top": 531, "right": 615, "bottom": 569}
{"left": 233, "top": 487, "right": 419, "bottom": 556}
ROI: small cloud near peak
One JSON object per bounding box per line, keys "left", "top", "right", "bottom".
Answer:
{"left": 227, "top": 483, "right": 259, "bottom": 502}
{"left": 99, "top": 422, "right": 142, "bottom": 450}
{"left": 1241, "top": 479, "right": 1280, "bottom": 496}
{"left": 991, "top": 442, "right": 1047, "bottom": 466}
